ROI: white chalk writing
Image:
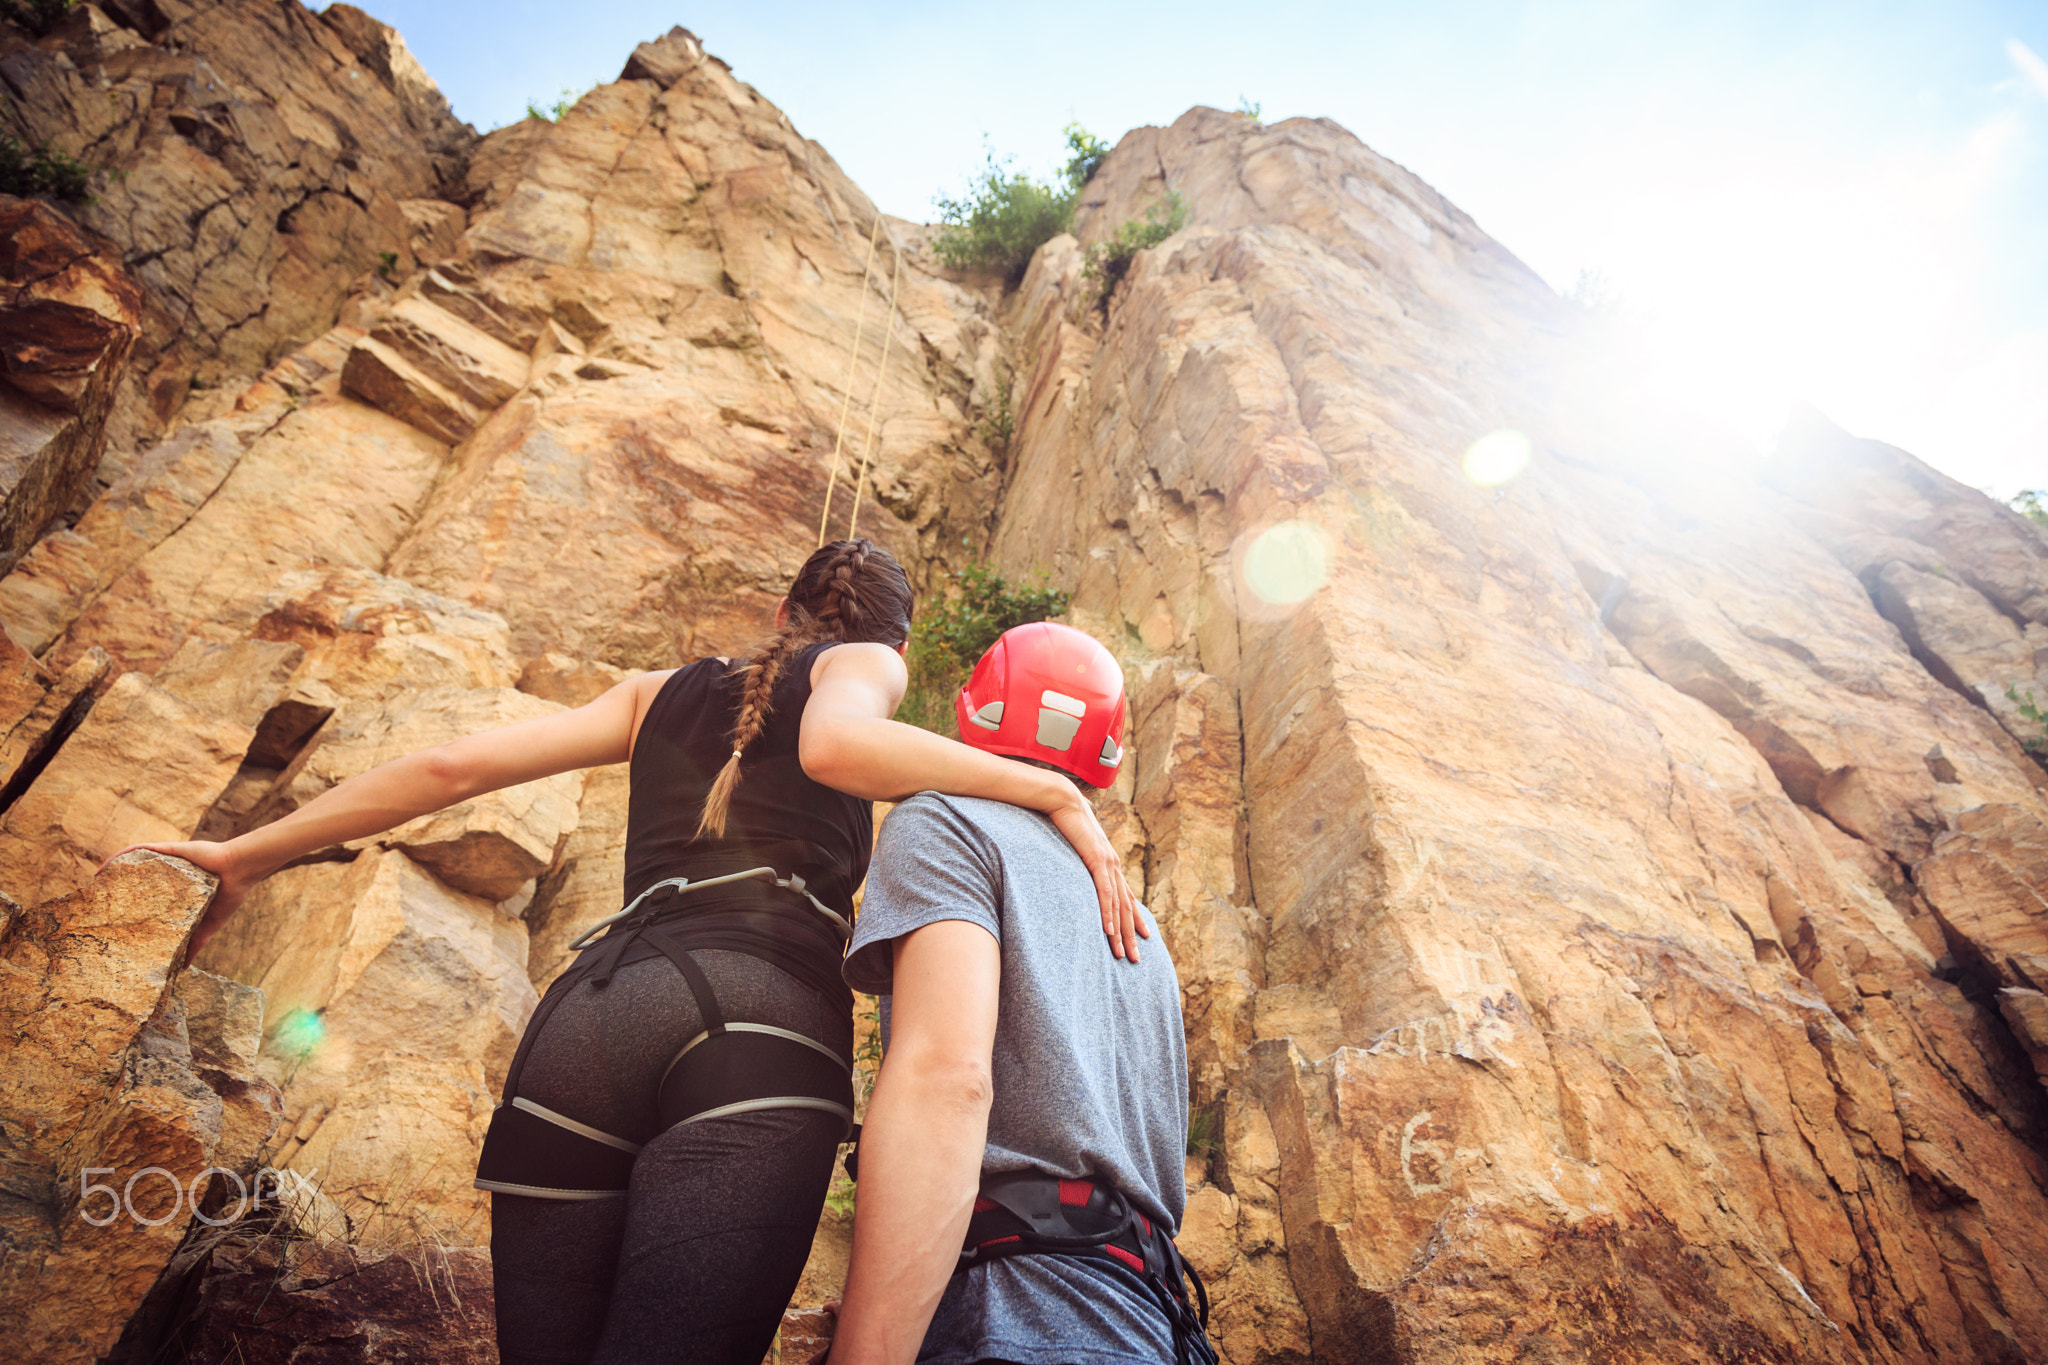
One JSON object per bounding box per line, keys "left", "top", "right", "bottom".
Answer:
{"left": 1366, "top": 1009, "right": 1515, "bottom": 1066}
{"left": 1400, "top": 1112, "right": 1449, "bottom": 1195}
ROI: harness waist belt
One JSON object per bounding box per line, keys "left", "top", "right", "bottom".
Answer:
{"left": 958, "top": 1171, "right": 1217, "bottom": 1365}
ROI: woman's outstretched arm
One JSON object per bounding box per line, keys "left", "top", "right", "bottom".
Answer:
{"left": 798, "top": 642, "right": 1148, "bottom": 960}
{"left": 111, "top": 670, "right": 669, "bottom": 951}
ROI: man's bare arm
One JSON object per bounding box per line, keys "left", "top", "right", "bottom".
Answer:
{"left": 829, "top": 920, "right": 1001, "bottom": 1365}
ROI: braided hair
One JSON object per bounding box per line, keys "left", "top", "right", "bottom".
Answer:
{"left": 694, "top": 538, "right": 914, "bottom": 840}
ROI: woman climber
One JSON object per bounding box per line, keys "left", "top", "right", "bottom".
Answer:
{"left": 122, "top": 538, "right": 1146, "bottom": 1365}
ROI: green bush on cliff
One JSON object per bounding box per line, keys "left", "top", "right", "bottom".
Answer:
{"left": 2010, "top": 489, "right": 2048, "bottom": 531}
{"left": 2007, "top": 685, "right": 2048, "bottom": 759}
{"left": 932, "top": 124, "right": 1111, "bottom": 284}
{"left": 0, "top": 0, "right": 72, "bottom": 36}
{"left": 1062, "top": 123, "right": 1111, "bottom": 192}
{"left": 898, "top": 557, "right": 1071, "bottom": 735}
{"left": 1082, "top": 191, "right": 1188, "bottom": 310}
{"left": 525, "top": 86, "right": 591, "bottom": 122}
{"left": 0, "top": 123, "right": 93, "bottom": 202}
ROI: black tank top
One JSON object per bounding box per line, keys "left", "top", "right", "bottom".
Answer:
{"left": 619, "top": 642, "right": 871, "bottom": 1004}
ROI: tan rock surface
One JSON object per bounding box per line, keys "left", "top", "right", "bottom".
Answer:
{"left": 41, "top": 390, "right": 453, "bottom": 675}
{"left": 0, "top": 197, "right": 143, "bottom": 574}
{"left": 6, "top": 13, "right": 2048, "bottom": 1359}
{"left": 0, "top": 645, "right": 111, "bottom": 798}
{"left": 272, "top": 685, "right": 583, "bottom": 900}
{"left": 990, "top": 105, "right": 2048, "bottom": 1361}
{"left": 514, "top": 656, "right": 637, "bottom": 990}
{"left": 0, "top": 623, "right": 47, "bottom": 732}
{"left": 246, "top": 563, "right": 521, "bottom": 703}
{"left": 381, "top": 28, "right": 1004, "bottom": 667}
{"left": 1873, "top": 559, "right": 2048, "bottom": 755}
{"left": 341, "top": 291, "right": 531, "bottom": 444}
{"left": 0, "top": 420, "right": 256, "bottom": 657}
{"left": 0, "top": 670, "right": 249, "bottom": 906}
{"left": 197, "top": 846, "right": 533, "bottom": 1240}
{"left": 154, "top": 637, "right": 306, "bottom": 729}
{"left": 517, "top": 649, "right": 632, "bottom": 707}
{"left": 0, "top": 853, "right": 282, "bottom": 1365}
{"left": 525, "top": 759, "right": 629, "bottom": 991}
{"left": 1771, "top": 407, "right": 2048, "bottom": 628}
{"left": 2, "top": 0, "right": 473, "bottom": 464}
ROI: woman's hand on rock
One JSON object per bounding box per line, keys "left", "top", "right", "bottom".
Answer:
{"left": 98, "top": 840, "right": 251, "bottom": 956}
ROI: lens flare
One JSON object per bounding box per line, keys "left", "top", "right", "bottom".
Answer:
{"left": 274, "top": 1008, "right": 325, "bottom": 1058}
{"left": 1241, "top": 521, "right": 1330, "bottom": 606}
{"left": 1462, "top": 430, "right": 1532, "bottom": 486}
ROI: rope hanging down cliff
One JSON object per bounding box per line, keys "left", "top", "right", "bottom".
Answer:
{"left": 816, "top": 215, "right": 881, "bottom": 547}
{"left": 816, "top": 221, "right": 905, "bottom": 546}
{"left": 846, "top": 243, "right": 904, "bottom": 543}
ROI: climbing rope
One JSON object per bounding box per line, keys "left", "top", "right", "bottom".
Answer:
{"left": 846, "top": 242, "right": 904, "bottom": 543}
{"left": 816, "top": 214, "right": 882, "bottom": 548}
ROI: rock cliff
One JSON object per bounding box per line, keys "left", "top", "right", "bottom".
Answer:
{"left": 2, "top": 7, "right": 2045, "bottom": 1363}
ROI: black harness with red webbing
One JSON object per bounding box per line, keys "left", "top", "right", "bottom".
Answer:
{"left": 960, "top": 1170, "right": 1217, "bottom": 1365}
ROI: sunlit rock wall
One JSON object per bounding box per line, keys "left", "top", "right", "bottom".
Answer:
{"left": 4, "top": 7, "right": 2047, "bottom": 1362}
{"left": 988, "top": 106, "right": 2048, "bottom": 1364}
{"left": 0, "top": 0, "right": 473, "bottom": 475}
{"left": 0, "top": 17, "right": 1008, "bottom": 1340}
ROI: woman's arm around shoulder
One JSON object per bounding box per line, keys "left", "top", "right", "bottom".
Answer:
{"left": 797, "top": 642, "right": 1147, "bottom": 960}
{"left": 113, "top": 669, "right": 674, "bottom": 952}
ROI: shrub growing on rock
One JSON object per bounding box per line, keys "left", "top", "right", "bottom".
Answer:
{"left": 525, "top": 86, "right": 589, "bottom": 122}
{"left": 932, "top": 124, "right": 1112, "bottom": 285}
{"left": 0, "top": 0, "right": 72, "bottom": 36}
{"left": 1082, "top": 191, "right": 1188, "bottom": 311}
{"left": 898, "top": 558, "right": 1071, "bottom": 734}
{"left": 2009, "top": 489, "right": 2048, "bottom": 530}
{"left": 0, "top": 125, "right": 92, "bottom": 202}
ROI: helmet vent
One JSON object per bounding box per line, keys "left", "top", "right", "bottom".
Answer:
{"left": 1039, "top": 689, "right": 1087, "bottom": 717}
{"left": 968, "top": 700, "right": 1005, "bottom": 731}
{"left": 1035, "top": 708, "right": 1082, "bottom": 751}
{"left": 1099, "top": 736, "right": 1122, "bottom": 768}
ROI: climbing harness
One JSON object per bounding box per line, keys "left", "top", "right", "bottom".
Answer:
{"left": 568, "top": 867, "right": 851, "bottom": 954}
{"left": 959, "top": 1171, "right": 1217, "bottom": 1365}
{"left": 473, "top": 870, "right": 856, "bottom": 1201}
{"left": 816, "top": 214, "right": 882, "bottom": 547}
{"left": 844, "top": 242, "right": 903, "bottom": 543}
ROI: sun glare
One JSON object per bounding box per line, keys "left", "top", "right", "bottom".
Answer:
{"left": 1463, "top": 430, "right": 1533, "bottom": 486}
{"left": 1545, "top": 54, "right": 2041, "bottom": 490}
{"left": 1239, "top": 521, "right": 1331, "bottom": 607}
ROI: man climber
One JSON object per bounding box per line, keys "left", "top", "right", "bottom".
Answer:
{"left": 828, "top": 622, "right": 1215, "bottom": 1365}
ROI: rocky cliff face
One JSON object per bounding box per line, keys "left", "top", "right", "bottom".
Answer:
{"left": 996, "top": 110, "right": 2048, "bottom": 1363}
{"left": 2, "top": 7, "right": 2045, "bottom": 1364}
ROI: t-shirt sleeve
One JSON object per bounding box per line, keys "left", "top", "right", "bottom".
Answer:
{"left": 843, "top": 794, "right": 1002, "bottom": 995}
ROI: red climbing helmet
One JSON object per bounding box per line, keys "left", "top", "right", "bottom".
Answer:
{"left": 956, "top": 621, "right": 1127, "bottom": 787}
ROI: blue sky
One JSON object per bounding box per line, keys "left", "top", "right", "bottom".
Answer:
{"left": 356, "top": 1, "right": 2046, "bottom": 495}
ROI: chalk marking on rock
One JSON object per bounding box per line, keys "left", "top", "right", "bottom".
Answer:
{"left": 1776, "top": 1263, "right": 1839, "bottom": 1331}
{"left": 1400, "top": 1111, "right": 1449, "bottom": 1195}
{"left": 1455, "top": 947, "right": 1504, "bottom": 992}
{"left": 1367, "top": 1010, "right": 1516, "bottom": 1066}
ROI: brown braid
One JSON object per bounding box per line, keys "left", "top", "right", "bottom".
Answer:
{"left": 694, "top": 538, "right": 913, "bottom": 840}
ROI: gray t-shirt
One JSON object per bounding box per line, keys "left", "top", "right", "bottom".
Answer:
{"left": 845, "top": 792, "right": 1190, "bottom": 1365}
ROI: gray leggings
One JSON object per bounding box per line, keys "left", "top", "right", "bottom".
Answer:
{"left": 490, "top": 950, "right": 853, "bottom": 1365}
